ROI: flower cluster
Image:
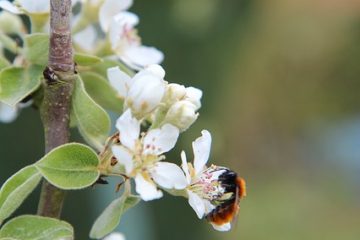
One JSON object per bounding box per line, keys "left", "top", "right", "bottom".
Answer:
{"left": 104, "top": 63, "right": 246, "bottom": 231}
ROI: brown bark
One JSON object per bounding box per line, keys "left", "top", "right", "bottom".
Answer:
{"left": 37, "top": 0, "right": 75, "bottom": 218}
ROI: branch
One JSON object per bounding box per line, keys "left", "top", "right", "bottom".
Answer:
{"left": 37, "top": 0, "right": 75, "bottom": 218}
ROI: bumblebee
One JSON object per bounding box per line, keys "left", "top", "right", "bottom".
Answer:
{"left": 206, "top": 169, "right": 246, "bottom": 228}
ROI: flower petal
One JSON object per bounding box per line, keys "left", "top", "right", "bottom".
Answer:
{"left": 181, "top": 151, "right": 191, "bottom": 184}
{"left": 111, "top": 145, "right": 133, "bottom": 174}
{"left": 107, "top": 66, "right": 132, "bottom": 97}
{"left": 18, "top": 0, "right": 49, "bottom": 13}
{"left": 193, "top": 130, "right": 212, "bottom": 175}
{"left": 135, "top": 173, "right": 163, "bottom": 201}
{"left": 115, "top": 109, "right": 140, "bottom": 150}
{"left": 185, "top": 87, "right": 202, "bottom": 110}
{"left": 144, "top": 64, "right": 165, "bottom": 79}
{"left": 211, "top": 222, "right": 231, "bottom": 232}
{"left": 126, "top": 69, "right": 165, "bottom": 115}
{"left": 187, "top": 190, "right": 205, "bottom": 219}
{"left": 99, "top": 0, "right": 133, "bottom": 32}
{"left": 73, "top": 25, "right": 97, "bottom": 52}
{"left": 150, "top": 162, "right": 187, "bottom": 189}
{"left": 0, "top": 103, "right": 18, "bottom": 123}
{"left": 109, "top": 11, "right": 139, "bottom": 49}
{"left": 103, "top": 232, "right": 126, "bottom": 240}
{"left": 143, "top": 124, "right": 179, "bottom": 155}
{"left": 121, "top": 45, "right": 164, "bottom": 70}
{"left": 0, "top": 1, "right": 22, "bottom": 14}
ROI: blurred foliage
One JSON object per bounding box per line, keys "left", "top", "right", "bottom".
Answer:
{"left": 1, "top": 0, "right": 360, "bottom": 239}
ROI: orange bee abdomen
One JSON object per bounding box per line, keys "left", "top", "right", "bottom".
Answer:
{"left": 206, "top": 201, "right": 240, "bottom": 225}
{"left": 237, "top": 177, "right": 247, "bottom": 199}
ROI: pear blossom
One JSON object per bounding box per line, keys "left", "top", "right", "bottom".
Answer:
{"left": 107, "top": 64, "right": 166, "bottom": 117}
{"left": 164, "top": 100, "right": 198, "bottom": 131}
{"left": 73, "top": 24, "right": 98, "bottom": 52}
{"left": 99, "top": 0, "right": 133, "bottom": 32}
{"left": 162, "top": 83, "right": 187, "bottom": 106}
{"left": 178, "top": 130, "right": 236, "bottom": 231}
{"left": 0, "top": 0, "right": 49, "bottom": 14}
{"left": 159, "top": 84, "right": 202, "bottom": 131}
{"left": 102, "top": 232, "right": 126, "bottom": 240}
{"left": 0, "top": 0, "right": 81, "bottom": 15}
{"left": 109, "top": 11, "right": 164, "bottom": 69}
{"left": 184, "top": 86, "right": 202, "bottom": 111}
{"left": 0, "top": 102, "right": 18, "bottom": 123}
{"left": 111, "top": 110, "right": 187, "bottom": 201}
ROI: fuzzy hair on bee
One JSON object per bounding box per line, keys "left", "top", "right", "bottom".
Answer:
{"left": 206, "top": 169, "right": 246, "bottom": 227}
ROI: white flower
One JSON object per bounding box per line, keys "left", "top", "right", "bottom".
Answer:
{"left": 109, "top": 11, "right": 164, "bottom": 69}
{"left": 111, "top": 109, "right": 187, "bottom": 201}
{"left": 0, "top": 10, "right": 24, "bottom": 34}
{"left": 0, "top": 102, "right": 18, "bottom": 123}
{"left": 102, "top": 232, "right": 125, "bottom": 240}
{"left": 0, "top": 0, "right": 80, "bottom": 15}
{"left": 99, "top": 0, "right": 133, "bottom": 32}
{"left": 159, "top": 84, "right": 202, "bottom": 131}
{"left": 0, "top": 0, "right": 49, "bottom": 14}
{"left": 162, "top": 83, "right": 186, "bottom": 106}
{"left": 73, "top": 24, "right": 98, "bottom": 52}
{"left": 184, "top": 87, "right": 202, "bottom": 111}
{"left": 164, "top": 100, "right": 198, "bottom": 131}
{"left": 178, "top": 130, "right": 233, "bottom": 231}
{"left": 107, "top": 64, "right": 166, "bottom": 116}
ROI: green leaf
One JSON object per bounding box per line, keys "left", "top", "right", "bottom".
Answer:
{"left": 23, "top": 33, "right": 49, "bottom": 66}
{"left": 35, "top": 143, "right": 100, "bottom": 190}
{"left": 90, "top": 59, "right": 134, "bottom": 77}
{"left": 72, "top": 77, "right": 111, "bottom": 150}
{"left": 0, "top": 65, "right": 43, "bottom": 106}
{"left": 0, "top": 215, "right": 73, "bottom": 240}
{"left": 0, "top": 57, "right": 9, "bottom": 71}
{"left": 90, "top": 194, "right": 140, "bottom": 239}
{"left": 0, "top": 34, "right": 18, "bottom": 53}
{"left": 74, "top": 53, "right": 103, "bottom": 66}
{"left": 81, "top": 72, "right": 123, "bottom": 113}
{"left": 0, "top": 165, "right": 42, "bottom": 225}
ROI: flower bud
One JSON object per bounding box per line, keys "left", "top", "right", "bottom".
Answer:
{"left": 0, "top": 11, "right": 24, "bottom": 34}
{"left": 0, "top": 103, "right": 18, "bottom": 123}
{"left": 145, "top": 64, "right": 165, "bottom": 78}
{"left": 164, "top": 100, "right": 198, "bottom": 131}
{"left": 162, "top": 83, "right": 186, "bottom": 106}
{"left": 126, "top": 70, "right": 165, "bottom": 116}
{"left": 184, "top": 87, "right": 202, "bottom": 110}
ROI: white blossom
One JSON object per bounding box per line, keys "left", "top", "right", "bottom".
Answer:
{"left": 73, "top": 24, "right": 98, "bottom": 52}
{"left": 173, "top": 130, "right": 233, "bottom": 231}
{"left": 111, "top": 110, "right": 187, "bottom": 201}
{"left": 0, "top": 0, "right": 49, "bottom": 14}
{"left": 107, "top": 64, "right": 166, "bottom": 116}
{"left": 160, "top": 84, "right": 202, "bottom": 131}
{"left": 164, "top": 100, "right": 198, "bottom": 131}
{"left": 99, "top": 0, "right": 133, "bottom": 32}
{"left": 102, "top": 232, "right": 125, "bottom": 240}
{"left": 0, "top": 102, "right": 18, "bottom": 123}
{"left": 109, "top": 11, "right": 164, "bottom": 69}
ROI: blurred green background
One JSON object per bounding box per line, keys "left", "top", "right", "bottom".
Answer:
{"left": 1, "top": 0, "right": 360, "bottom": 239}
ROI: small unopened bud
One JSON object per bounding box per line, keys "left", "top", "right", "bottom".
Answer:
{"left": 0, "top": 11, "right": 24, "bottom": 34}
{"left": 184, "top": 87, "right": 202, "bottom": 111}
{"left": 145, "top": 64, "right": 165, "bottom": 78}
{"left": 164, "top": 101, "right": 198, "bottom": 131}
{"left": 162, "top": 83, "right": 186, "bottom": 106}
{"left": 126, "top": 70, "right": 165, "bottom": 116}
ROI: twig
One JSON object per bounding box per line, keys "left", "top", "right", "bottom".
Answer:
{"left": 37, "top": 0, "right": 75, "bottom": 218}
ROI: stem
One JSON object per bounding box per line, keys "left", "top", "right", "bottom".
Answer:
{"left": 37, "top": 0, "right": 75, "bottom": 218}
